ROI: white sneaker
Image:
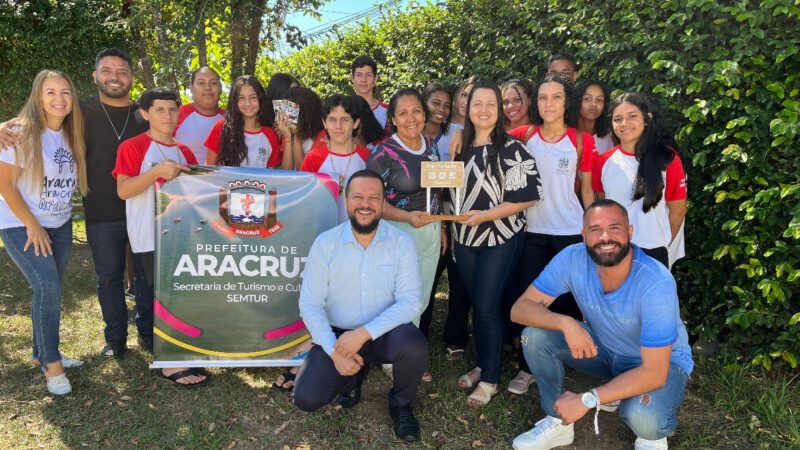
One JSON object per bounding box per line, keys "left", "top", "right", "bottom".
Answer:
{"left": 46, "top": 373, "right": 72, "bottom": 396}
{"left": 599, "top": 399, "right": 620, "bottom": 412}
{"left": 634, "top": 437, "right": 668, "bottom": 449}
{"left": 60, "top": 355, "right": 85, "bottom": 369}
{"left": 512, "top": 416, "right": 574, "bottom": 450}
{"left": 507, "top": 370, "right": 535, "bottom": 394}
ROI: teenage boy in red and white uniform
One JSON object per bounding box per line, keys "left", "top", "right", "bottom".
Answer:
{"left": 174, "top": 67, "right": 224, "bottom": 164}
{"left": 350, "top": 55, "right": 388, "bottom": 128}
{"left": 301, "top": 94, "right": 369, "bottom": 224}
{"left": 112, "top": 88, "right": 207, "bottom": 387}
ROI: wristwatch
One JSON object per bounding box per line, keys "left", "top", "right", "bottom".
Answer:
{"left": 581, "top": 390, "right": 599, "bottom": 409}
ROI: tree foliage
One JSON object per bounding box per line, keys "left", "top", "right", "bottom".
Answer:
{"left": 266, "top": 0, "right": 800, "bottom": 369}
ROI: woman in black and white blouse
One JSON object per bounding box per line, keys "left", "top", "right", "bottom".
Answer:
{"left": 452, "top": 79, "right": 541, "bottom": 406}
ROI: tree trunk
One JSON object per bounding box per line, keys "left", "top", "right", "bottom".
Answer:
{"left": 195, "top": 2, "right": 207, "bottom": 67}
{"left": 230, "top": 0, "right": 248, "bottom": 81}
{"left": 151, "top": 1, "right": 178, "bottom": 89}
{"left": 127, "top": 4, "right": 156, "bottom": 88}
{"left": 244, "top": 0, "right": 266, "bottom": 76}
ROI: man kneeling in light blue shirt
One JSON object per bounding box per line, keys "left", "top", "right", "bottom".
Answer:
{"left": 293, "top": 169, "right": 428, "bottom": 442}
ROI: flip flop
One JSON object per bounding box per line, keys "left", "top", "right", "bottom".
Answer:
{"left": 446, "top": 346, "right": 464, "bottom": 360}
{"left": 271, "top": 369, "right": 297, "bottom": 391}
{"left": 159, "top": 368, "right": 209, "bottom": 388}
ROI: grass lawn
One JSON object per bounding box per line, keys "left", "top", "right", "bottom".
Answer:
{"left": 0, "top": 219, "right": 798, "bottom": 449}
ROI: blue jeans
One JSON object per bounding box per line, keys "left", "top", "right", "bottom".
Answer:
{"left": 522, "top": 324, "right": 689, "bottom": 440}
{"left": 0, "top": 220, "right": 72, "bottom": 365}
{"left": 454, "top": 232, "right": 523, "bottom": 383}
{"left": 86, "top": 220, "right": 152, "bottom": 345}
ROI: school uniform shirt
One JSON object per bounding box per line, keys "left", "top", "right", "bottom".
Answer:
{"left": 372, "top": 102, "right": 389, "bottom": 128}
{"left": 302, "top": 129, "right": 329, "bottom": 155}
{"left": 592, "top": 145, "right": 687, "bottom": 250}
{"left": 593, "top": 133, "right": 615, "bottom": 154}
{"left": 112, "top": 133, "right": 197, "bottom": 253}
{"left": 0, "top": 128, "right": 78, "bottom": 229}
{"left": 204, "top": 119, "right": 282, "bottom": 168}
{"left": 300, "top": 144, "right": 370, "bottom": 223}
{"left": 509, "top": 126, "right": 597, "bottom": 236}
{"left": 174, "top": 103, "right": 224, "bottom": 164}
{"left": 452, "top": 140, "right": 542, "bottom": 247}
{"left": 367, "top": 134, "right": 441, "bottom": 214}
{"left": 435, "top": 123, "right": 463, "bottom": 162}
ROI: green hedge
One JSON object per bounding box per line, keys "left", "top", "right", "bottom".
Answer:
{"left": 264, "top": 0, "right": 800, "bottom": 369}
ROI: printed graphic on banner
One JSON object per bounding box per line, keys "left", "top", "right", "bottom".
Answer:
{"left": 154, "top": 166, "right": 338, "bottom": 367}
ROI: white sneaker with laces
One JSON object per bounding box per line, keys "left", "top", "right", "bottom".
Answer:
{"left": 46, "top": 373, "right": 72, "bottom": 396}
{"left": 634, "top": 437, "right": 668, "bottom": 449}
{"left": 512, "top": 416, "right": 574, "bottom": 450}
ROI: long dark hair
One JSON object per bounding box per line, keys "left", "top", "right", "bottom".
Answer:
{"left": 386, "top": 88, "right": 430, "bottom": 135}
{"left": 459, "top": 79, "right": 509, "bottom": 186}
{"left": 421, "top": 82, "right": 452, "bottom": 135}
{"left": 576, "top": 79, "right": 610, "bottom": 138}
{"left": 531, "top": 73, "right": 579, "bottom": 128}
{"left": 220, "top": 76, "right": 270, "bottom": 166}
{"left": 610, "top": 92, "right": 682, "bottom": 212}
{"left": 352, "top": 95, "right": 387, "bottom": 144}
{"left": 281, "top": 86, "right": 323, "bottom": 141}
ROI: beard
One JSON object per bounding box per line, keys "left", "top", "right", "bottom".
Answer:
{"left": 95, "top": 77, "right": 132, "bottom": 99}
{"left": 349, "top": 208, "right": 380, "bottom": 235}
{"left": 587, "top": 239, "right": 631, "bottom": 267}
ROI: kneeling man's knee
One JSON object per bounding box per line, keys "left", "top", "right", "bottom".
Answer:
{"left": 620, "top": 394, "right": 677, "bottom": 440}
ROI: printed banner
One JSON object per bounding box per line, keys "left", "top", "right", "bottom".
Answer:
{"left": 152, "top": 166, "right": 338, "bottom": 368}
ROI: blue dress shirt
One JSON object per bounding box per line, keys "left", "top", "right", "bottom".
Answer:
{"left": 299, "top": 219, "right": 422, "bottom": 355}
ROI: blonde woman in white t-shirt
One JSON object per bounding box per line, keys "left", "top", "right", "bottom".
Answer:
{"left": 0, "top": 70, "right": 88, "bottom": 396}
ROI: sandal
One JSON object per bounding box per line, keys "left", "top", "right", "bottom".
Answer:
{"left": 272, "top": 368, "right": 297, "bottom": 391}
{"left": 159, "top": 368, "right": 209, "bottom": 388}
{"left": 457, "top": 367, "right": 481, "bottom": 389}
{"left": 467, "top": 381, "right": 498, "bottom": 406}
{"left": 507, "top": 370, "right": 535, "bottom": 395}
{"left": 446, "top": 346, "right": 464, "bottom": 360}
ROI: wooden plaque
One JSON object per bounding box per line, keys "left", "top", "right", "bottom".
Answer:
{"left": 421, "top": 161, "right": 464, "bottom": 188}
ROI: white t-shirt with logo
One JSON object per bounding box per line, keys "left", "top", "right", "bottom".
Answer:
{"left": 112, "top": 133, "right": 198, "bottom": 253}
{"left": 204, "top": 119, "right": 282, "bottom": 168}
{"left": 301, "top": 144, "right": 369, "bottom": 223}
{"left": 509, "top": 126, "right": 597, "bottom": 235}
{"left": 0, "top": 128, "right": 78, "bottom": 229}
{"left": 174, "top": 104, "right": 224, "bottom": 164}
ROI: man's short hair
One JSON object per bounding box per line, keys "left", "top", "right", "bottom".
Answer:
{"left": 583, "top": 198, "right": 629, "bottom": 222}
{"left": 95, "top": 48, "right": 133, "bottom": 70}
{"left": 345, "top": 169, "right": 386, "bottom": 198}
{"left": 547, "top": 53, "right": 578, "bottom": 71}
{"left": 351, "top": 55, "right": 378, "bottom": 77}
{"left": 139, "top": 88, "right": 181, "bottom": 111}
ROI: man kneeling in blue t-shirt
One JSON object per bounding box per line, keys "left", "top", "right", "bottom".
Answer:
{"left": 510, "top": 199, "right": 693, "bottom": 450}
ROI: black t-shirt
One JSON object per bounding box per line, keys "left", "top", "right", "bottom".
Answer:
{"left": 80, "top": 96, "right": 148, "bottom": 224}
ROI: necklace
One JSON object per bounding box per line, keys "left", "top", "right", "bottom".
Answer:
{"left": 149, "top": 132, "right": 184, "bottom": 165}
{"left": 100, "top": 100, "right": 131, "bottom": 141}
{"left": 541, "top": 125, "right": 567, "bottom": 142}
{"left": 327, "top": 145, "right": 355, "bottom": 195}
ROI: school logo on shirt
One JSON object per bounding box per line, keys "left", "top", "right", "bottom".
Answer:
{"left": 213, "top": 179, "right": 283, "bottom": 238}
{"left": 557, "top": 156, "right": 570, "bottom": 174}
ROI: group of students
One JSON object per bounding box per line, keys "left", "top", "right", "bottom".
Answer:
{"left": 0, "top": 47, "right": 689, "bottom": 448}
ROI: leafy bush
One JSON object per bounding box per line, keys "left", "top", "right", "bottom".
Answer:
{"left": 266, "top": 0, "right": 800, "bottom": 369}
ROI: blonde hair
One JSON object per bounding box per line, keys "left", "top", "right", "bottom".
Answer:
{"left": 14, "top": 70, "right": 88, "bottom": 195}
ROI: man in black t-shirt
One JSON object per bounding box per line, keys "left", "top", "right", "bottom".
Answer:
{"left": 0, "top": 48, "right": 206, "bottom": 386}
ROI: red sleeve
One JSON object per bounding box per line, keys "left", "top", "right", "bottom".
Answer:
{"left": 355, "top": 145, "right": 370, "bottom": 163}
{"left": 263, "top": 126, "right": 283, "bottom": 168}
{"left": 112, "top": 134, "right": 148, "bottom": 179}
{"left": 203, "top": 119, "right": 224, "bottom": 155}
{"left": 300, "top": 147, "right": 328, "bottom": 172}
{"left": 178, "top": 143, "right": 198, "bottom": 165}
{"left": 664, "top": 152, "right": 687, "bottom": 201}
{"left": 312, "top": 129, "right": 328, "bottom": 150}
{"left": 174, "top": 104, "right": 195, "bottom": 136}
{"left": 508, "top": 125, "right": 534, "bottom": 142}
{"left": 592, "top": 148, "right": 615, "bottom": 193}
{"left": 578, "top": 131, "right": 597, "bottom": 172}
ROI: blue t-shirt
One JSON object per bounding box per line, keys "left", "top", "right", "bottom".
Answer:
{"left": 533, "top": 244, "right": 694, "bottom": 375}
